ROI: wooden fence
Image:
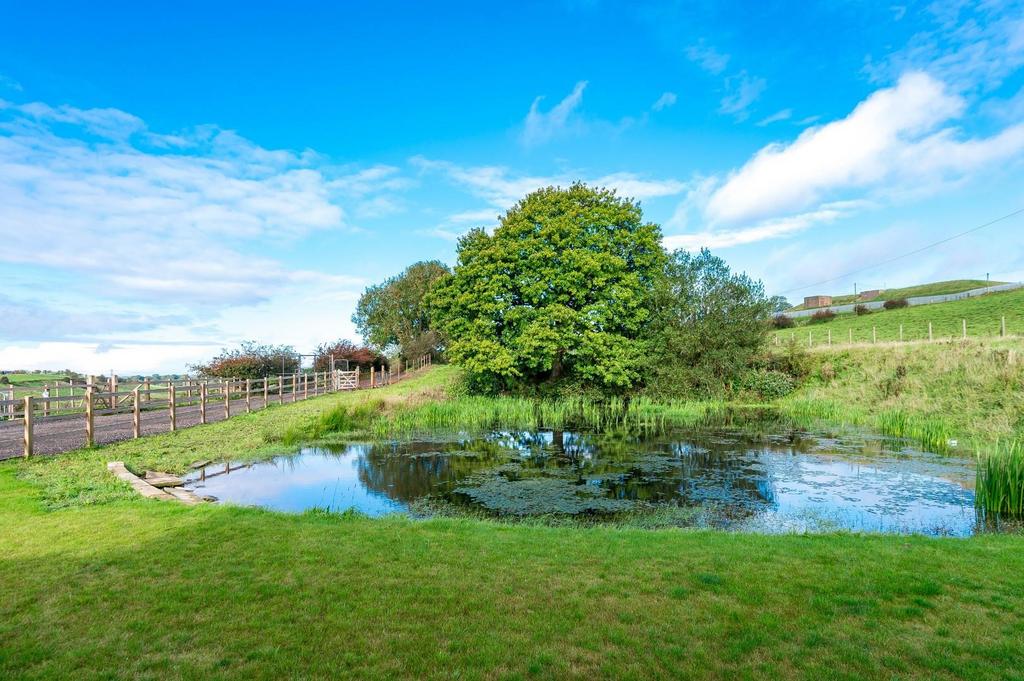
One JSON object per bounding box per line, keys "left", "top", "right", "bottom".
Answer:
{"left": 774, "top": 316, "right": 1015, "bottom": 349}
{"left": 2, "top": 354, "right": 433, "bottom": 458}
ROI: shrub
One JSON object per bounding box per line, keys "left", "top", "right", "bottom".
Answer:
{"left": 772, "top": 314, "right": 795, "bottom": 329}
{"left": 740, "top": 369, "right": 796, "bottom": 399}
{"left": 883, "top": 298, "right": 909, "bottom": 310}
{"left": 854, "top": 304, "right": 871, "bottom": 316}
{"left": 313, "top": 339, "right": 384, "bottom": 372}
{"left": 0, "top": 376, "right": 8, "bottom": 385}
{"left": 808, "top": 309, "right": 836, "bottom": 324}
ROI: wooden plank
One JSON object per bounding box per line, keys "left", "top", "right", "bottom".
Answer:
{"left": 23, "top": 396, "right": 33, "bottom": 457}
{"left": 107, "top": 462, "right": 176, "bottom": 501}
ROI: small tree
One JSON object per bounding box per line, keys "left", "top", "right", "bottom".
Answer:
{"left": 773, "top": 314, "right": 796, "bottom": 329}
{"left": 768, "top": 295, "right": 791, "bottom": 314}
{"left": 854, "top": 304, "right": 871, "bottom": 316}
{"left": 883, "top": 298, "right": 909, "bottom": 310}
{"left": 353, "top": 260, "right": 450, "bottom": 359}
{"left": 808, "top": 309, "right": 836, "bottom": 324}
{"left": 313, "top": 339, "right": 384, "bottom": 372}
{"left": 646, "top": 249, "right": 772, "bottom": 397}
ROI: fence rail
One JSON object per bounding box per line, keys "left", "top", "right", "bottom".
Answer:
{"left": 1, "top": 354, "right": 433, "bottom": 459}
{"left": 774, "top": 316, "right": 1016, "bottom": 348}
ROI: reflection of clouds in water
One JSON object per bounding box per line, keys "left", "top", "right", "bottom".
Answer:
{"left": 184, "top": 428, "right": 981, "bottom": 535}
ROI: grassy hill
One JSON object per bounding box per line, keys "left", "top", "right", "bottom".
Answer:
{"left": 787, "top": 279, "right": 1003, "bottom": 311}
{"left": 773, "top": 286, "right": 1024, "bottom": 344}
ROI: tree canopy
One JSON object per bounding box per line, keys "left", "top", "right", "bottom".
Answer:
{"left": 646, "top": 249, "right": 772, "bottom": 396}
{"left": 353, "top": 260, "right": 450, "bottom": 359}
{"left": 313, "top": 339, "right": 384, "bottom": 372}
{"left": 192, "top": 341, "right": 299, "bottom": 379}
{"left": 430, "top": 183, "right": 666, "bottom": 393}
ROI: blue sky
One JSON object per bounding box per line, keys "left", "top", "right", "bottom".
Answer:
{"left": 2, "top": 0, "right": 1023, "bottom": 373}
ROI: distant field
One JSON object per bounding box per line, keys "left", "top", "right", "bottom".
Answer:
{"left": 787, "top": 279, "right": 1003, "bottom": 311}
{"left": 773, "top": 286, "right": 1024, "bottom": 344}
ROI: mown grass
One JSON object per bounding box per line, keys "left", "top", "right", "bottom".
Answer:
{"left": 774, "top": 286, "right": 1024, "bottom": 342}
{"left": 786, "top": 279, "right": 1003, "bottom": 311}
{"left": 2, "top": 467, "right": 1024, "bottom": 680}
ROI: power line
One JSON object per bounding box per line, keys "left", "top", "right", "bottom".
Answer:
{"left": 777, "top": 207, "right": 1024, "bottom": 296}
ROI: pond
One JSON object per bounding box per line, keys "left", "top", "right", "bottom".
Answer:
{"left": 184, "top": 426, "right": 989, "bottom": 535}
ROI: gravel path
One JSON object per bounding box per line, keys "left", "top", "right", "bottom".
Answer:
{"left": 0, "top": 376, "right": 389, "bottom": 461}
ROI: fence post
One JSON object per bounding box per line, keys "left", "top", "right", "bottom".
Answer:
{"left": 899, "top": 324, "right": 903, "bottom": 342}
{"left": 263, "top": 378, "right": 269, "bottom": 408}
{"left": 169, "top": 386, "right": 177, "bottom": 431}
{"left": 23, "top": 396, "right": 33, "bottom": 457}
{"left": 224, "top": 380, "right": 230, "bottom": 419}
{"left": 200, "top": 383, "right": 207, "bottom": 424}
{"left": 246, "top": 379, "right": 252, "bottom": 413}
{"left": 85, "top": 386, "right": 95, "bottom": 446}
{"left": 1001, "top": 316, "right": 1006, "bottom": 337}
{"left": 304, "top": 373, "right": 309, "bottom": 400}
{"left": 144, "top": 377, "right": 151, "bottom": 403}
{"left": 808, "top": 331, "right": 812, "bottom": 348}
{"left": 872, "top": 327, "right": 877, "bottom": 344}
{"left": 827, "top": 330, "right": 831, "bottom": 346}
{"left": 278, "top": 375, "right": 284, "bottom": 404}
{"left": 848, "top": 329, "right": 852, "bottom": 344}
{"left": 133, "top": 387, "right": 141, "bottom": 439}
{"left": 928, "top": 322, "right": 933, "bottom": 341}
{"left": 962, "top": 318, "right": 967, "bottom": 340}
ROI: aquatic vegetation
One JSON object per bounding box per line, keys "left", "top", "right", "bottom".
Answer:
{"left": 453, "top": 475, "right": 635, "bottom": 516}
{"left": 976, "top": 441, "right": 1024, "bottom": 517}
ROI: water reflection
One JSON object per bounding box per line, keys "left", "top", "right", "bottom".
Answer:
{"left": 184, "top": 427, "right": 982, "bottom": 535}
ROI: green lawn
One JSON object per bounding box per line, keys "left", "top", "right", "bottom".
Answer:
{"left": 4, "top": 365, "right": 1024, "bottom": 679}
{"left": 2, "top": 467, "right": 1024, "bottom": 680}
{"left": 787, "top": 279, "right": 1003, "bottom": 311}
{"left": 774, "top": 287, "right": 1024, "bottom": 343}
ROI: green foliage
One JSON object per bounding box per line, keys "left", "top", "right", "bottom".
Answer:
{"left": 353, "top": 260, "right": 450, "bottom": 358}
{"left": 854, "top": 304, "right": 871, "bottom": 316}
{"left": 645, "top": 249, "right": 772, "bottom": 398}
{"left": 977, "top": 441, "right": 1024, "bottom": 517}
{"left": 768, "top": 295, "right": 791, "bottom": 313}
{"left": 312, "top": 339, "right": 382, "bottom": 372}
{"left": 192, "top": 341, "right": 299, "bottom": 379}
{"left": 772, "top": 314, "right": 795, "bottom": 329}
{"left": 808, "top": 309, "right": 836, "bottom": 324}
{"left": 430, "top": 183, "right": 665, "bottom": 393}
{"left": 739, "top": 369, "right": 795, "bottom": 399}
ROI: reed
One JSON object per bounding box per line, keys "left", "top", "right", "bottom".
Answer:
{"left": 976, "top": 440, "right": 1024, "bottom": 517}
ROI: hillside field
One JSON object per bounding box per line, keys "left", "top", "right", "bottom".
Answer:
{"left": 774, "top": 287, "right": 1024, "bottom": 344}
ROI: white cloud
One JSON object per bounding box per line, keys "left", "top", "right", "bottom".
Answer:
{"left": 685, "top": 43, "right": 730, "bottom": 75}
{"left": 651, "top": 92, "right": 678, "bottom": 111}
{"left": 704, "top": 72, "right": 1024, "bottom": 227}
{"left": 756, "top": 109, "right": 792, "bottom": 126}
{"left": 664, "top": 203, "right": 858, "bottom": 251}
{"left": 412, "top": 157, "right": 688, "bottom": 226}
{"left": 0, "top": 99, "right": 399, "bottom": 305}
{"left": 719, "top": 71, "right": 766, "bottom": 120}
{"left": 521, "top": 81, "right": 588, "bottom": 146}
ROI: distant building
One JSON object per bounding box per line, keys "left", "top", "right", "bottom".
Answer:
{"left": 803, "top": 295, "right": 832, "bottom": 308}
{"left": 857, "top": 289, "right": 881, "bottom": 301}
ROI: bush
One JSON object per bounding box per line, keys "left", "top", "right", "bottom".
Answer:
{"left": 740, "top": 369, "right": 796, "bottom": 399}
{"left": 192, "top": 341, "right": 299, "bottom": 379}
{"left": 772, "top": 314, "right": 795, "bottom": 329}
{"left": 883, "top": 298, "right": 909, "bottom": 310}
{"left": 808, "top": 309, "right": 836, "bottom": 324}
{"left": 313, "top": 339, "right": 384, "bottom": 372}
{"left": 854, "top": 304, "right": 871, "bottom": 316}
{"left": 0, "top": 376, "right": 8, "bottom": 385}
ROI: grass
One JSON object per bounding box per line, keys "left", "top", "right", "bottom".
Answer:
{"left": 774, "top": 286, "right": 1024, "bottom": 344}
{"left": 4, "top": 362, "right": 1024, "bottom": 677}
{"left": 977, "top": 441, "right": 1024, "bottom": 517}
{"left": 778, "top": 337, "right": 1024, "bottom": 451}
{"left": 3, "top": 467, "right": 1024, "bottom": 679}
{"left": 787, "top": 279, "right": 1004, "bottom": 311}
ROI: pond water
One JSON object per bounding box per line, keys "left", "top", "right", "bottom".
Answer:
{"left": 184, "top": 427, "right": 987, "bottom": 535}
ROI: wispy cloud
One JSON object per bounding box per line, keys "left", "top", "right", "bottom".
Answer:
{"left": 0, "top": 74, "right": 23, "bottom": 92}
{"left": 521, "top": 81, "right": 588, "bottom": 146}
{"left": 685, "top": 43, "right": 730, "bottom": 75}
{"left": 756, "top": 109, "right": 792, "bottom": 126}
{"left": 0, "top": 98, "right": 390, "bottom": 307}
{"left": 719, "top": 71, "right": 767, "bottom": 120}
{"left": 651, "top": 92, "right": 678, "bottom": 111}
